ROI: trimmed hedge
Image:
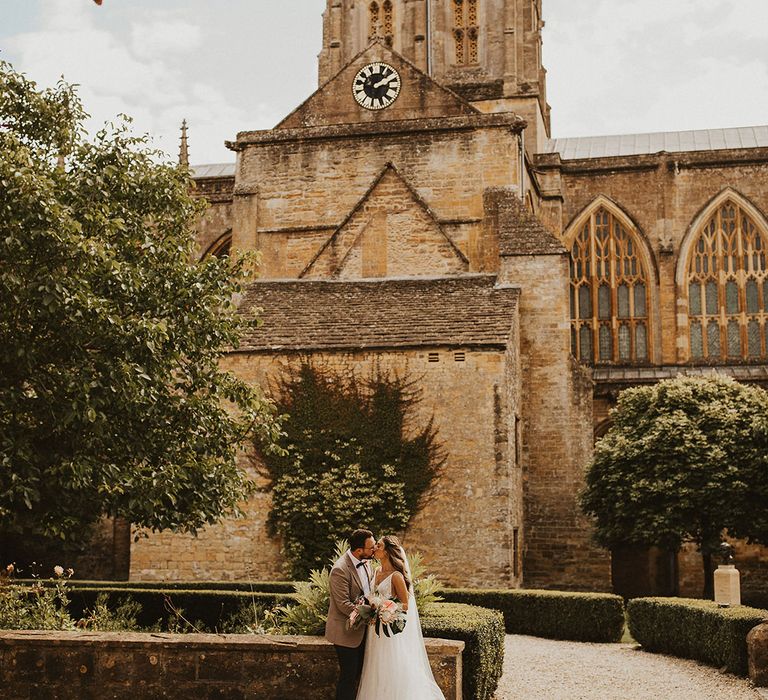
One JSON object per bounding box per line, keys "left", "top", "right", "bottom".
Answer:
{"left": 421, "top": 602, "right": 504, "bottom": 700}
{"left": 743, "top": 591, "right": 768, "bottom": 612}
{"left": 20, "top": 579, "right": 296, "bottom": 594}
{"left": 66, "top": 587, "right": 296, "bottom": 630}
{"left": 442, "top": 588, "right": 625, "bottom": 642}
{"left": 627, "top": 597, "right": 768, "bottom": 675}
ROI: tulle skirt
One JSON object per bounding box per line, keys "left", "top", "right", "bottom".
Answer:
{"left": 355, "top": 597, "right": 444, "bottom": 700}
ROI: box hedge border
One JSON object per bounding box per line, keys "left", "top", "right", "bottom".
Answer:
{"left": 20, "top": 579, "right": 296, "bottom": 594}
{"left": 627, "top": 597, "right": 768, "bottom": 675}
{"left": 441, "top": 588, "right": 625, "bottom": 642}
{"left": 66, "top": 587, "right": 295, "bottom": 630}
{"left": 421, "top": 602, "right": 505, "bottom": 700}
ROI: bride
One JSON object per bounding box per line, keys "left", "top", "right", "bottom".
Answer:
{"left": 356, "top": 535, "right": 445, "bottom": 700}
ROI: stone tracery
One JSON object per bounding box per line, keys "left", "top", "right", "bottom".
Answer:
{"left": 687, "top": 198, "right": 768, "bottom": 360}
{"left": 569, "top": 206, "right": 651, "bottom": 365}
{"left": 453, "top": 0, "right": 479, "bottom": 65}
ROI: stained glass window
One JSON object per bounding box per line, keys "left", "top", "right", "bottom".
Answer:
{"left": 687, "top": 200, "right": 768, "bottom": 361}
{"left": 569, "top": 207, "right": 651, "bottom": 364}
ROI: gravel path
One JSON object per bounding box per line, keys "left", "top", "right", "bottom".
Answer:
{"left": 494, "top": 635, "right": 763, "bottom": 700}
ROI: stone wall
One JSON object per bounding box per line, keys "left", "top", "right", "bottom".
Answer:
{"left": 500, "top": 253, "right": 611, "bottom": 591}
{"left": 131, "top": 345, "right": 521, "bottom": 587}
{"left": 1, "top": 518, "right": 130, "bottom": 581}
{"left": 0, "top": 631, "right": 463, "bottom": 700}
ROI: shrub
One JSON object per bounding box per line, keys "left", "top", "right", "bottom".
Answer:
{"left": 627, "top": 597, "right": 768, "bottom": 675}
{"left": 441, "top": 588, "right": 625, "bottom": 642}
{"left": 743, "top": 590, "right": 768, "bottom": 611}
{"left": 421, "top": 602, "right": 504, "bottom": 700}
{"left": 277, "top": 567, "right": 331, "bottom": 635}
{"left": 0, "top": 566, "right": 74, "bottom": 630}
{"left": 77, "top": 593, "right": 143, "bottom": 631}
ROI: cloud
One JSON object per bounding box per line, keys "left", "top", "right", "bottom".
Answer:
{"left": 130, "top": 18, "right": 202, "bottom": 56}
{"left": 4, "top": 0, "right": 244, "bottom": 163}
{"left": 544, "top": 0, "right": 768, "bottom": 137}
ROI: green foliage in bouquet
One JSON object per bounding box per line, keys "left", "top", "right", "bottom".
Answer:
{"left": 257, "top": 362, "right": 444, "bottom": 579}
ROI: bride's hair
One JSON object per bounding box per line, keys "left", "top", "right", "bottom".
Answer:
{"left": 381, "top": 535, "right": 411, "bottom": 591}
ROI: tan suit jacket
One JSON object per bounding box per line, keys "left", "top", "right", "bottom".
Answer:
{"left": 325, "top": 552, "right": 371, "bottom": 647}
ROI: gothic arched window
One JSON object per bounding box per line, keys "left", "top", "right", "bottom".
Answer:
{"left": 203, "top": 232, "right": 232, "bottom": 260}
{"left": 369, "top": 1, "right": 394, "bottom": 47}
{"left": 687, "top": 200, "right": 768, "bottom": 360}
{"left": 453, "top": 0, "right": 479, "bottom": 65}
{"left": 570, "top": 207, "right": 651, "bottom": 365}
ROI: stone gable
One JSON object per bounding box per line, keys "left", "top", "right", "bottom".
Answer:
{"left": 277, "top": 42, "right": 478, "bottom": 130}
{"left": 301, "top": 163, "right": 468, "bottom": 279}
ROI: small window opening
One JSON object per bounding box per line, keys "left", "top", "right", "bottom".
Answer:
{"left": 428, "top": 352, "right": 440, "bottom": 363}
{"left": 513, "top": 527, "right": 520, "bottom": 578}
{"left": 454, "top": 351, "right": 466, "bottom": 362}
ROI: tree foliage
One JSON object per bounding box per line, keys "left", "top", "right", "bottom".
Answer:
{"left": 0, "top": 62, "right": 281, "bottom": 540}
{"left": 581, "top": 375, "right": 768, "bottom": 586}
{"left": 257, "top": 361, "right": 444, "bottom": 579}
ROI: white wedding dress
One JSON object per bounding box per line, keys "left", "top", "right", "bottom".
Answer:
{"left": 355, "top": 572, "right": 445, "bottom": 700}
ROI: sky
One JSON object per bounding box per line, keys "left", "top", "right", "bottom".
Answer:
{"left": 1, "top": 0, "right": 767, "bottom": 165}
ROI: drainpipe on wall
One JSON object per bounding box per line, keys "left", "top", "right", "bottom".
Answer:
{"left": 519, "top": 130, "right": 526, "bottom": 201}
{"left": 426, "top": 0, "right": 432, "bottom": 75}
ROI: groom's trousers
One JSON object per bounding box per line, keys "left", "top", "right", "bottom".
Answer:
{"left": 334, "top": 639, "right": 365, "bottom": 700}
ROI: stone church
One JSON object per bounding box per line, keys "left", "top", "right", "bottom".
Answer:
{"left": 128, "top": 0, "right": 768, "bottom": 596}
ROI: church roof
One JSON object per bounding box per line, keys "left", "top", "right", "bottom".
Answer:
{"left": 484, "top": 189, "right": 566, "bottom": 256}
{"left": 191, "top": 163, "right": 235, "bottom": 179}
{"left": 546, "top": 125, "right": 768, "bottom": 160}
{"left": 236, "top": 275, "right": 518, "bottom": 352}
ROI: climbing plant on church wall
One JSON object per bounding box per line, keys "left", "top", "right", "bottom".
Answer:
{"left": 255, "top": 361, "right": 445, "bottom": 580}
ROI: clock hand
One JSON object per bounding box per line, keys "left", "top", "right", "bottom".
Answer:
{"left": 373, "top": 73, "right": 398, "bottom": 89}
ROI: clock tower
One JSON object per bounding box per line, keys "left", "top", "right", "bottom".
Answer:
{"left": 318, "top": 0, "right": 550, "bottom": 151}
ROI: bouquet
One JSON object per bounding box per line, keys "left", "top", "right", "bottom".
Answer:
{"left": 348, "top": 595, "right": 406, "bottom": 637}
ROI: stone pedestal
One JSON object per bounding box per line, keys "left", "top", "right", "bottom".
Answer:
{"left": 748, "top": 623, "right": 768, "bottom": 687}
{"left": 714, "top": 564, "right": 741, "bottom": 606}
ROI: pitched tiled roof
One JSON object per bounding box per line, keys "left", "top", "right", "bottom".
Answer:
{"left": 236, "top": 275, "right": 518, "bottom": 352}
{"left": 545, "top": 125, "right": 768, "bottom": 160}
{"left": 191, "top": 163, "right": 236, "bottom": 179}
{"left": 484, "top": 189, "right": 566, "bottom": 256}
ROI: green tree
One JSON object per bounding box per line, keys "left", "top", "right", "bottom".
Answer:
{"left": 581, "top": 374, "right": 768, "bottom": 598}
{"left": 0, "top": 62, "right": 281, "bottom": 541}
{"left": 257, "top": 362, "right": 444, "bottom": 579}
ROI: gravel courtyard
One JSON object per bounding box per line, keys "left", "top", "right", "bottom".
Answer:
{"left": 495, "top": 635, "right": 763, "bottom": 700}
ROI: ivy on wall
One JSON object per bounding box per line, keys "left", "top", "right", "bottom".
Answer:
{"left": 256, "top": 361, "right": 444, "bottom": 579}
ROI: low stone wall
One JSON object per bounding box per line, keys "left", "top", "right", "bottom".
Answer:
{"left": 749, "top": 622, "right": 768, "bottom": 687}
{"left": 0, "top": 630, "right": 464, "bottom": 699}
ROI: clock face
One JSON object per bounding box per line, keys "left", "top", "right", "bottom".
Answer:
{"left": 352, "top": 62, "right": 402, "bottom": 111}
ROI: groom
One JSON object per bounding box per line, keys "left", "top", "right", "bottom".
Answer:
{"left": 326, "top": 528, "right": 375, "bottom": 700}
